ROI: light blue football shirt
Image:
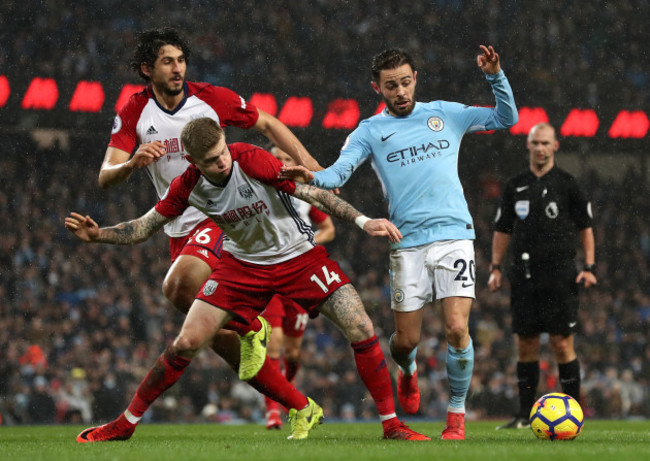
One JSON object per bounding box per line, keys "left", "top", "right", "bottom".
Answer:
{"left": 312, "top": 70, "right": 518, "bottom": 249}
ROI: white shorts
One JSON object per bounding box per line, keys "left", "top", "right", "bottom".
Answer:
{"left": 389, "top": 239, "right": 476, "bottom": 312}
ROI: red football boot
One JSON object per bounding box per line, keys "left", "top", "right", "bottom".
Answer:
{"left": 441, "top": 411, "right": 465, "bottom": 440}
{"left": 397, "top": 368, "right": 420, "bottom": 414}
{"left": 266, "top": 407, "right": 283, "bottom": 430}
{"left": 76, "top": 413, "right": 136, "bottom": 443}
{"left": 383, "top": 421, "right": 431, "bottom": 441}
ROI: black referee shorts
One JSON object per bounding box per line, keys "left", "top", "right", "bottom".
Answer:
{"left": 509, "top": 259, "right": 579, "bottom": 336}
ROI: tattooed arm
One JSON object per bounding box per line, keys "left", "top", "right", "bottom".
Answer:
{"left": 65, "top": 208, "right": 171, "bottom": 245}
{"left": 293, "top": 183, "right": 402, "bottom": 243}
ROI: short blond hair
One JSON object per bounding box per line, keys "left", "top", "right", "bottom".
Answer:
{"left": 181, "top": 117, "right": 224, "bottom": 159}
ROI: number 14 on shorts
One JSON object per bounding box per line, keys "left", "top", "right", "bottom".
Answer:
{"left": 310, "top": 266, "right": 342, "bottom": 293}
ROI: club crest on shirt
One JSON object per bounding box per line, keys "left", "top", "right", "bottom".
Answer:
{"left": 238, "top": 185, "right": 254, "bottom": 199}
{"left": 112, "top": 115, "right": 122, "bottom": 134}
{"left": 545, "top": 202, "right": 559, "bottom": 219}
{"left": 427, "top": 116, "right": 444, "bottom": 132}
{"left": 202, "top": 280, "right": 218, "bottom": 296}
{"left": 515, "top": 200, "right": 530, "bottom": 219}
{"left": 393, "top": 289, "right": 405, "bottom": 303}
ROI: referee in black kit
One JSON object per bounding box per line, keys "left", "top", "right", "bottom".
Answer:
{"left": 488, "top": 122, "right": 597, "bottom": 429}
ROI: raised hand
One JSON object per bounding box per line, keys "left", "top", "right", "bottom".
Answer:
{"left": 477, "top": 45, "right": 501, "bottom": 74}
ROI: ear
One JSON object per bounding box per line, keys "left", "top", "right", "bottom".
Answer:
{"left": 371, "top": 80, "right": 381, "bottom": 95}
{"left": 140, "top": 62, "right": 151, "bottom": 78}
{"left": 554, "top": 140, "right": 560, "bottom": 152}
{"left": 413, "top": 70, "right": 418, "bottom": 85}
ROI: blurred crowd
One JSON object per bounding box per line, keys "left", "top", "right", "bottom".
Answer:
{"left": 2, "top": 0, "right": 648, "bottom": 116}
{"left": 1, "top": 0, "right": 650, "bottom": 427}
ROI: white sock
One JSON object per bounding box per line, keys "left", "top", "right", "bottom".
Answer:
{"left": 124, "top": 409, "right": 141, "bottom": 424}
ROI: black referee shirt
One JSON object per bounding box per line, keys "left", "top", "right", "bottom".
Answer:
{"left": 493, "top": 166, "right": 592, "bottom": 264}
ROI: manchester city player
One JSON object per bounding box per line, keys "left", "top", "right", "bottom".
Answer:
{"left": 280, "top": 45, "right": 517, "bottom": 440}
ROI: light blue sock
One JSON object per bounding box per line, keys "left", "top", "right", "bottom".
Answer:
{"left": 446, "top": 338, "right": 474, "bottom": 412}
{"left": 389, "top": 333, "right": 417, "bottom": 375}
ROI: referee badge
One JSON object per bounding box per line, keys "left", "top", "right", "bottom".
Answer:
{"left": 545, "top": 202, "right": 559, "bottom": 219}
{"left": 515, "top": 200, "right": 530, "bottom": 219}
{"left": 202, "top": 280, "right": 218, "bottom": 296}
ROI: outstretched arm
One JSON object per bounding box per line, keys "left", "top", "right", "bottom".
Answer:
{"left": 472, "top": 45, "right": 518, "bottom": 129}
{"left": 65, "top": 208, "right": 171, "bottom": 245}
{"left": 293, "top": 183, "right": 402, "bottom": 244}
{"left": 255, "top": 110, "right": 322, "bottom": 171}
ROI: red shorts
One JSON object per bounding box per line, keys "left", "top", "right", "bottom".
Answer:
{"left": 168, "top": 218, "right": 224, "bottom": 271}
{"left": 263, "top": 295, "right": 309, "bottom": 337}
{"left": 196, "top": 245, "right": 350, "bottom": 325}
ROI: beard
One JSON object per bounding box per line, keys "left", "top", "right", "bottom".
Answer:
{"left": 162, "top": 84, "right": 184, "bottom": 97}
{"left": 385, "top": 97, "right": 415, "bottom": 116}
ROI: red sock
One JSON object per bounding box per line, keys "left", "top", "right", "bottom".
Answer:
{"left": 127, "top": 347, "right": 191, "bottom": 418}
{"left": 248, "top": 356, "right": 308, "bottom": 410}
{"left": 264, "top": 357, "right": 281, "bottom": 410}
{"left": 351, "top": 335, "right": 395, "bottom": 417}
{"left": 225, "top": 317, "right": 261, "bottom": 336}
{"left": 283, "top": 357, "right": 301, "bottom": 383}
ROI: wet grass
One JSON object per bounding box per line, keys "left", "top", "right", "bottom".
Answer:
{"left": 2, "top": 419, "right": 649, "bottom": 461}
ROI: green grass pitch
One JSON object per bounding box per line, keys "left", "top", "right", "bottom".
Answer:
{"left": 2, "top": 420, "right": 650, "bottom": 461}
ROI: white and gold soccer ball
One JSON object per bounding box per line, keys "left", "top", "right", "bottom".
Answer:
{"left": 529, "top": 392, "right": 584, "bottom": 440}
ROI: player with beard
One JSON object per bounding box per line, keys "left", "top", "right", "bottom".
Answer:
{"left": 280, "top": 46, "right": 518, "bottom": 440}
{"left": 99, "top": 28, "right": 324, "bottom": 406}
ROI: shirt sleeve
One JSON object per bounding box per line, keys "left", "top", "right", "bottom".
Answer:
{"left": 108, "top": 92, "right": 148, "bottom": 154}
{"left": 154, "top": 167, "right": 199, "bottom": 218}
{"left": 312, "top": 126, "right": 371, "bottom": 189}
{"left": 196, "top": 85, "right": 260, "bottom": 129}
{"left": 567, "top": 176, "right": 593, "bottom": 230}
{"left": 308, "top": 206, "right": 329, "bottom": 224}
{"left": 235, "top": 145, "right": 296, "bottom": 195}
{"left": 493, "top": 179, "right": 516, "bottom": 234}
{"left": 445, "top": 70, "right": 518, "bottom": 134}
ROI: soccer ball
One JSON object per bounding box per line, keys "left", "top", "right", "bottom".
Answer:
{"left": 529, "top": 393, "right": 584, "bottom": 440}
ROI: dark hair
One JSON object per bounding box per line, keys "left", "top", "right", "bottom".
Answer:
{"left": 371, "top": 49, "right": 416, "bottom": 82}
{"left": 181, "top": 117, "right": 224, "bottom": 159}
{"left": 130, "top": 28, "right": 191, "bottom": 81}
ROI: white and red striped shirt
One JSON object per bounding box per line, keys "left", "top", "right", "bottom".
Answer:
{"left": 155, "top": 143, "right": 317, "bottom": 265}
{"left": 109, "top": 82, "right": 259, "bottom": 237}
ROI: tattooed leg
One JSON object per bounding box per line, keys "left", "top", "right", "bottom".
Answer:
{"left": 319, "top": 284, "right": 399, "bottom": 421}
{"left": 318, "top": 284, "right": 374, "bottom": 343}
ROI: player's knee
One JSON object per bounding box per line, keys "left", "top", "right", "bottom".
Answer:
{"left": 162, "top": 275, "right": 194, "bottom": 314}
{"left": 285, "top": 348, "right": 301, "bottom": 363}
{"left": 392, "top": 332, "right": 420, "bottom": 352}
{"left": 346, "top": 318, "right": 375, "bottom": 343}
{"left": 445, "top": 322, "right": 469, "bottom": 348}
{"left": 172, "top": 333, "right": 202, "bottom": 358}
{"left": 550, "top": 338, "right": 574, "bottom": 360}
